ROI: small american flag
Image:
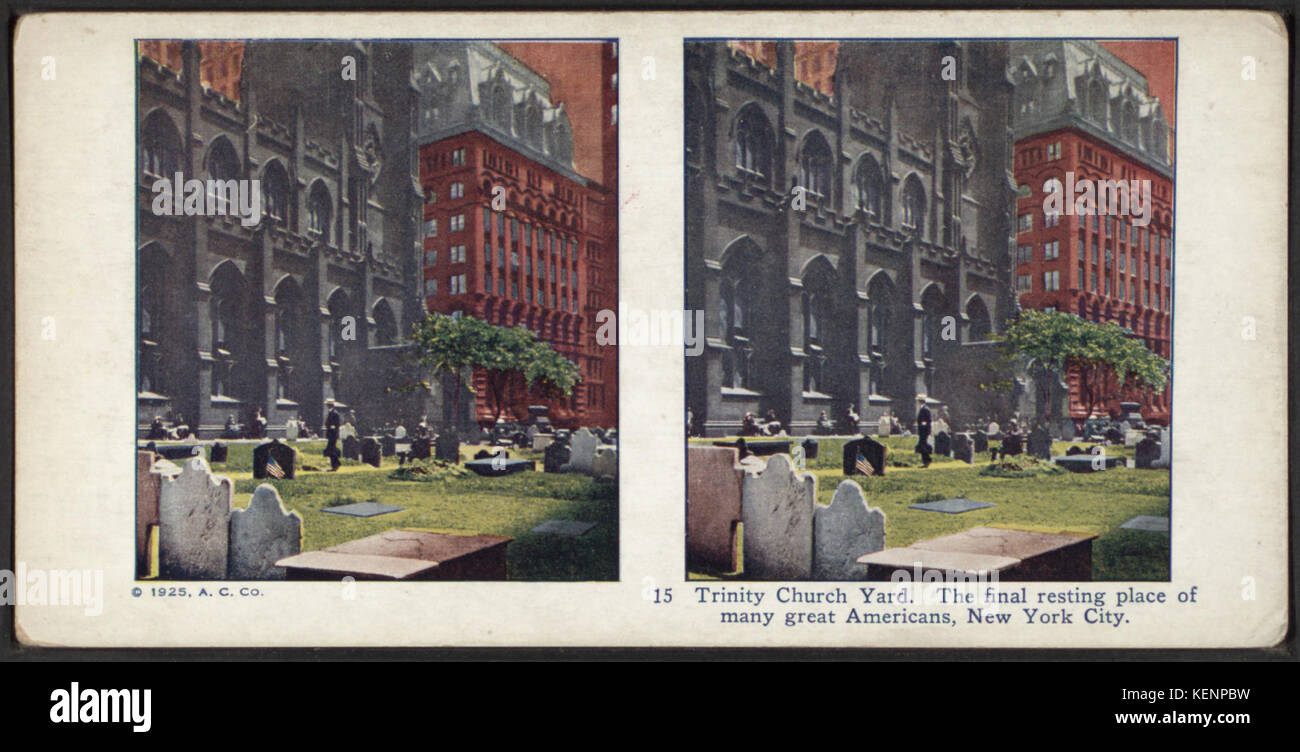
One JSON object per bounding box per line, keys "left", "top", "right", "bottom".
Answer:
{"left": 266, "top": 456, "right": 285, "bottom": 479}
{"left": 855, "top": 452, "right": 875, "bottom": 477}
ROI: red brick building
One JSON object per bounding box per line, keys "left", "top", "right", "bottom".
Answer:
{"left": 414, "top": 42, "right": 617, "bottom": 428}
{"left": 1011, "top": 40, "right": 1173, "bottom": 424}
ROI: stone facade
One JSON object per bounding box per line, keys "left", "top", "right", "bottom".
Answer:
{"left": 137, "top": 41, "right": 430, "bottom": 437}
{"left": 686, "top": 41, "right": 1022, "bottom": 436}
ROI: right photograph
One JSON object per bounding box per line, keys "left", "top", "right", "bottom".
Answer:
{"left": 684, "top": 39, "right": 1175, "bottom": 582}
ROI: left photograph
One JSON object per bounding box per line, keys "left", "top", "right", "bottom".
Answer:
{"left": 135, "top": 39, "right": 619, "bottom": 582}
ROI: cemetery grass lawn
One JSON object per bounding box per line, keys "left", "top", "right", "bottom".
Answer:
{"left": 689, "top": 436, "right": 1169, "bottom": 581}
{"left": 202, "top": 440, "right": 617, "bottom": 581}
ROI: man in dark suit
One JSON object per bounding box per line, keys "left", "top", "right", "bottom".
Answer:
{"left": 324, "top": 399, "right": 341, "bottom": 471}
{"left": 915, "top": 394, "right": 933, "bottom": 468}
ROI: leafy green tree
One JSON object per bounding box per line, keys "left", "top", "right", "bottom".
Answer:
{"left": 410, "top": 313, "right": 581, "bottom": 426}
{"left": 1000, "top": 310, "right": 1169, "bottom": 422}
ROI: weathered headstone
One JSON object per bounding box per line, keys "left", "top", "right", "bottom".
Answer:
{"left": 210, "top": 442, "right": 228, "bottom": 463}
{"left": 409, "top": 436, "right": 431, "bottom": 461}
{"left": 544, "top": 441, "right": 571, "bottom": 473}
{"left": 973, "top": 432, "right": 989, "bottom": 453}
{"left": 136, "top": 450, "right": 175, "bottom": 577}
{"left": 592, "top": 446, "right": 618, "bottom": 479}
{"left": 813, "top": 480, "right": 885, "bottom": 580}
{"left": 532, "top": 434, "right": 554, "bottom": 452}
{"left": 339, "top": 422, "right": 357, "bottom": 440}
{"left": 360, "top": 437, "right": 382, "bottom": 468}
{"left": 952, "top": 433, "right": 973, "bottom": 464}
{"left": 934, "top": 431, "right": 952, "bottom": 457}
{"left": 159, "top": 457, "right": 233, "bottom": 579}
{"left": 1134, "top": 437, "right": 1160, "bottom": 469}
{"left": 252, "top": 439, "right": 296, "bottom": 479}
{"left": 1027, "top": 426, "right": 1052, "bottom": 460}
{"left": 742, "top": 454, "right": 815, "bottom": 580}
{"left": 380, "top": 435, "right": 397, "bottom": 457}
{"left": 801, "top": 437, "right": 819, "bottom": 460}
{"left": 285, "top": 421, "right": 300, "bottom": 440}
{"left": 341, "top": 434, "right": 361, "bottom": 460}
{"left": 1000, "top": 433, "right": 1023, "bottom": 456}
{"left": 1124, "top": 430, "right": 1141, "bottom": 448}
{"left": 687, "top": 446, "right": 745, "bottom": 573}
{"left": 842, "top": 436, "right": 886, "bottom": 477}
{"left": 228, "top": 484, "right": 302, "bottom": 580}
{"left": 1058, "top": 419, "right": 1076, "bottom": 441}
{"left": 876, "top": 417, "right": 891, "bottom": 437}
{"left": 1152, "top": 427, "right": 1170, "bottom": 469}
{"left": 435, "top": 433, "right": 460, "bottom": 463}
{"left": 568, "top": 428, "right": 600, "bottom": 474}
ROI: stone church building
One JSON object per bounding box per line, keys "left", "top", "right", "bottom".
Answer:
{"left": 685, "top": 41, "right": 1024, "bottom": 436}
{"left": 137, "top": 41, "right": 432, "bottom": 437}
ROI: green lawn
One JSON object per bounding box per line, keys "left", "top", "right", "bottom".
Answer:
{"left": 689, "top": 435, "right": 1168, "bottom": 581}
{"left": 162, "top": 439, "right": 617, "bottom": 581}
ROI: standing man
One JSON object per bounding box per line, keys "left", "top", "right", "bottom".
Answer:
{"left": 915, "top": 394, "right": 933, "bottom": 468}
{"left": 324, "top": 399, "right": 342, "bottom": 471}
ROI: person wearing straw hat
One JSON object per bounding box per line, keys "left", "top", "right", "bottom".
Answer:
{"left": 914, "top": 394, "right": 933, "bottom": 468}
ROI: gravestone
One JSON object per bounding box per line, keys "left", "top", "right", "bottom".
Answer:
{"left": 952, "top": 433, "right": 973, "bottom": 464}
{"left": 228, "top": 484, "right": 302, "bottom": 580}
{"left": 592, "top": 446, "right": 618, "bottom": 479}
{"left": 568, "top": 428, "right": 600, "bottom": 474}
{"left": 1058, "top": 419, "right": 1076, "bottom": 441}
{"left": 1027, "top": 426, "right": 1052, "bottom": 460}
{"left": 465, "top": 457, "right": 534, "bottom": 476}
{"left": 553, "top": 429, "right": 572, "bottom": 444}
{"left": 544, "top": 441, "right": 571, "bottom": 473}
{"left": 159, "top": 457, "right": 233, "bottom": 579}
{"left": 136, "top": 450, "right": 175, "bottom": 577}
{"left": 1121, "top": 515, "right": 1169, "bottom": 533}
{"left": 409, "top": 436, "right": 431, "bottom": 461}
{"left": 285, "top": 421, "right": 300, "bottom": 440}
{"left": 973, "top": 432, "right": 989, "bottom": 453}
{"left": 360, "top": 437, "right": 382, "bottom": 468}
{"left": 341, "top": 435, "right": 361, "bottom": 460}
{"left": 252, "top": 439, "right": 296, "bottom": 479}
{"left": 339, "top": 422, "right": 357, "bottom": 440}
{"left": 909, "top": 498, "right": 996, "bottom": 514}
{"left": 323, "top": 501, "right": 404, "bottom": 518}
{"left": 1000, "top": 433, "right": 1023, "bottom": 456}
{"left": 1105, "top": 426, "right": 1123, "bottom": 444}
{"left": 1124, "top": 430, "right": 1141, "bottom": 448}
{"left": 380, "top": 436, "right": 397, "bottom": 457}
{"left": 842, "top": 436, "right": 886, "bottom": 477}
{"left": 813, "top": 480, "right": 885, "bottom": 580}
{"left": 1134, "top": 437, "right": 1160, "bottom": 469}
{"left": 876, "top": 417, "right": 891, "bottom": 437}
{"left": 801, "top": 437, "right": 819, "bottom": 460}
{"left": 150, "top": 442, "right": 203, "bottom": 461}
{"left": 934, "top": 431, "right": 952, "bottom": 457}
{"left": 1065, "top": 445, "right": 1087, "bottom": 456}
{"left": 435, "top": 433, "right": 460, "bottom": 463}
{"left": 687, "top": 446, "right": 745, "bottom": 573}
{"left": 532, "top": 434, "right": 554, "bottom": 452}
{"left": 741, "top": 454, "right": 815, "bottom": 580}
{"left": 1152, "top": 428, "right": 1170, "bottom": 469}
{"left": 530, "top": 520, "right": 598, "bottom": 537}
{"left": 210, "top": 442, "right": 228, "bottom": 463}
